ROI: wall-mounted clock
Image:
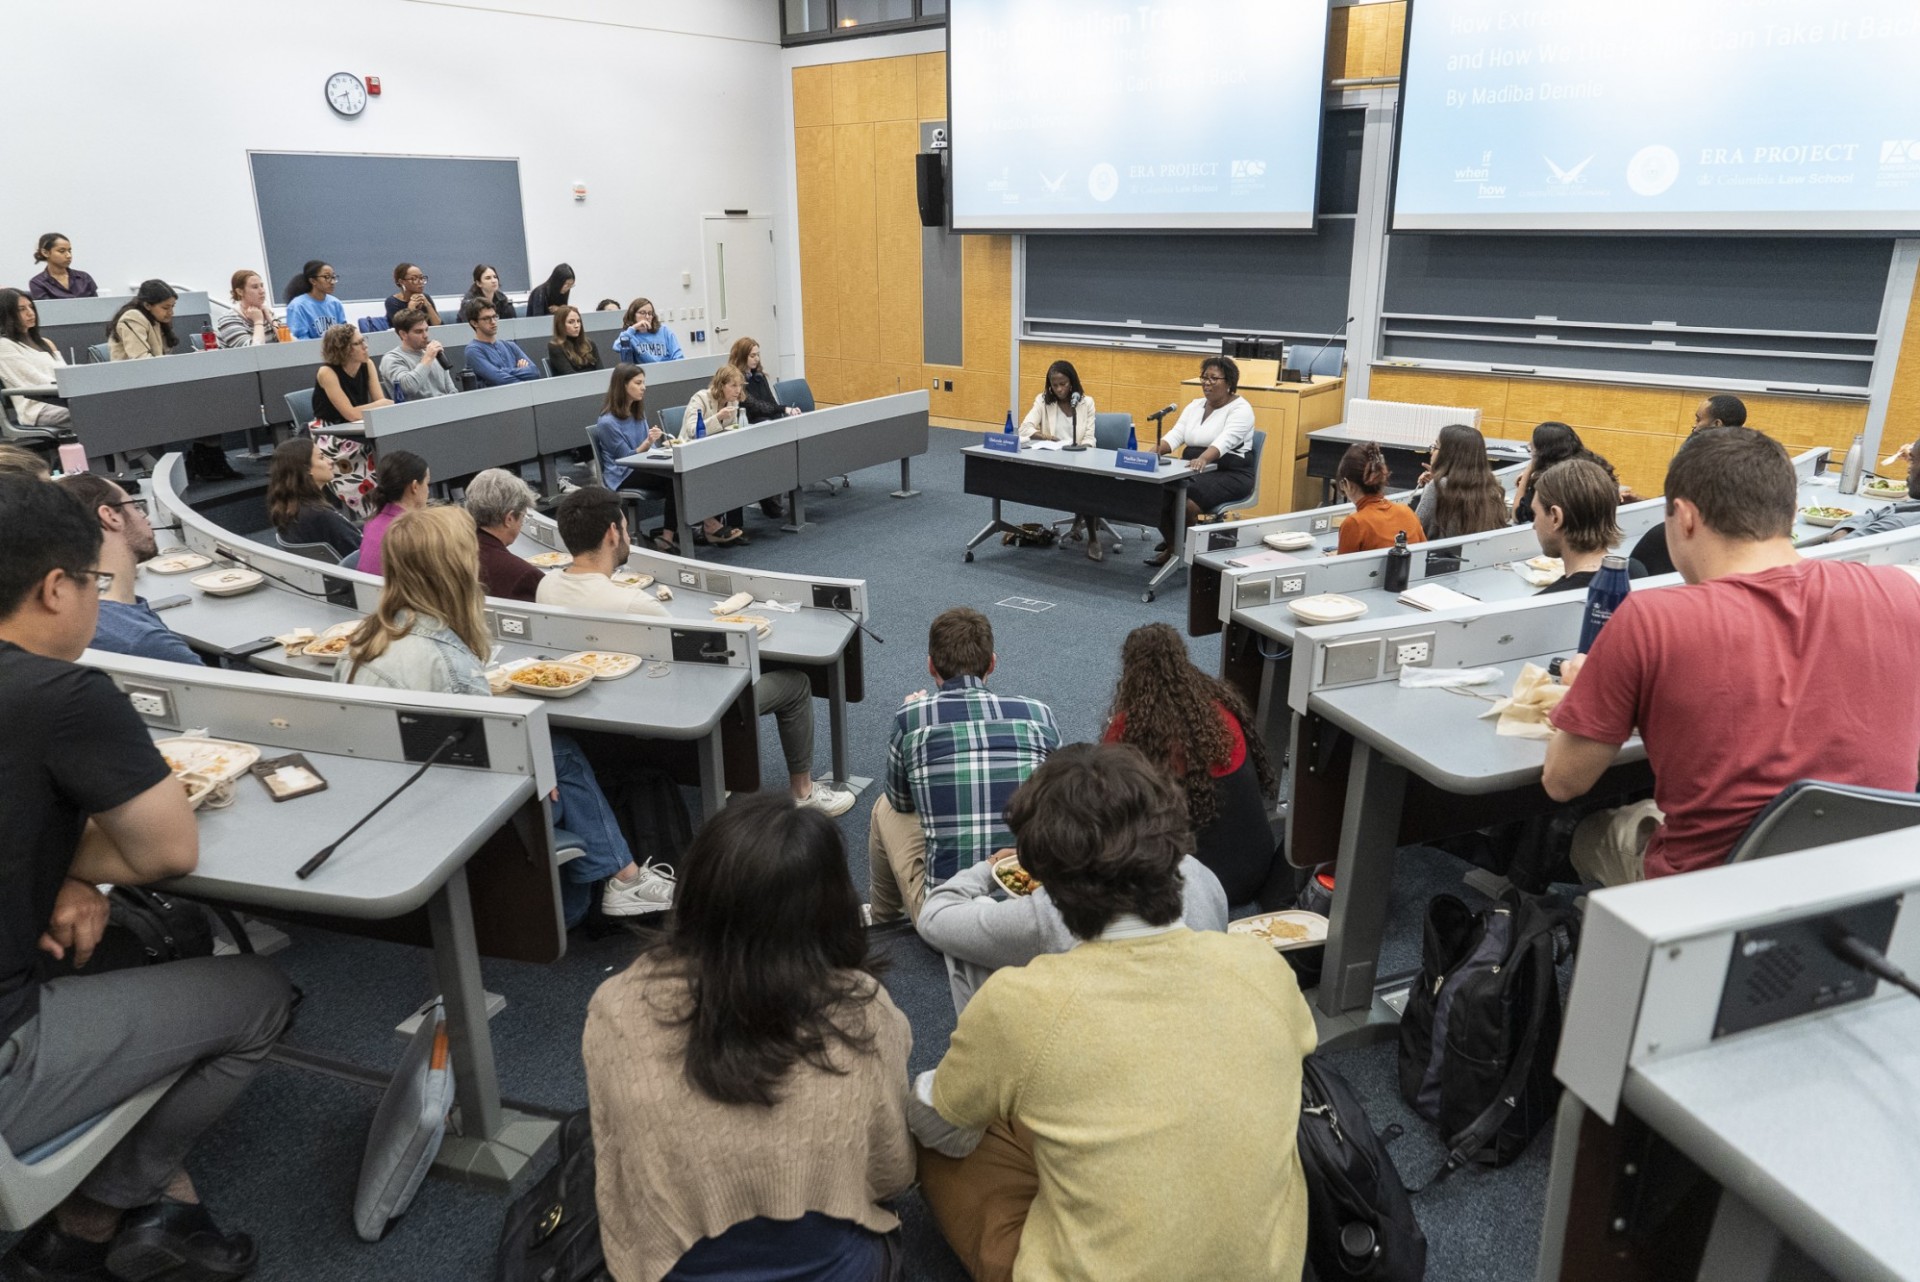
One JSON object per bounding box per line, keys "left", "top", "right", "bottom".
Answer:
{"left": 325, "top": 72, "right": 368, "bottom": 118}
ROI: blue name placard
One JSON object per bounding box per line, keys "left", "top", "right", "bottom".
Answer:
{"left": 1114, "top": 448, "right": 1159, "bottom": 473}
{"left": 982, "top": 432, "right": 1020, "bottom": 454}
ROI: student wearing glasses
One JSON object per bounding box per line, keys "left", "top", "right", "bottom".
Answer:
{"left": 284, "top": 261, "right": 347, "bottom": 340}
{"left": 613, "top": 297, "right": 684, "bottom": 364}
{"left": 383, "top": 263, "right": 441, "bottom": 327}
{"left": 55, "top": 474, "right": 203, "bottom": 666}
{"left": 1149, "top": 355, "right": 1256, "bottom": 567}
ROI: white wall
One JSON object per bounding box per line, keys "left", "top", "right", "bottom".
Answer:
{"left": 4, "top": 0, "right": 786, "bottom": 353}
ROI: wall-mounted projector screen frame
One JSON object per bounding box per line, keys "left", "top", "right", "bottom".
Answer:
{"left": 250, "top": 151, "right": 531, "bottom": 303}
{"left": 1389, "top": 0, "right": 1920, "bottom": 234}
{"left": 946, "top": 0, "right": 1333, "bottom": 232}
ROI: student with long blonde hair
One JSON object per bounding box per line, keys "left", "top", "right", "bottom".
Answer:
{"left": 336, "top": 507, "right": 674, "bottom": 923}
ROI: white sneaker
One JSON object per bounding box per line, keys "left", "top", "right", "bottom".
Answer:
{"left": 795, "top": 781, "right": 856, "bottom": 817}
{"left": 601, "top": 862, "right": 675, "bottom": 916}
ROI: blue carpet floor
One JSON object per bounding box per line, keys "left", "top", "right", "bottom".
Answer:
{"left": 11, "top": 429, "right": 1554, "bottom": 1280}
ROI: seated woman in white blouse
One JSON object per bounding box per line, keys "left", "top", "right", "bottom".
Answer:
{"left": 1019, "top": 360, "right": 1105, "bottom": 559}
{"left": 1149, "top": 355, "right": 1256, "bottom": 566}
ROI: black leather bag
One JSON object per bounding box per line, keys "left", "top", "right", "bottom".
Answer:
{"left": 1397, "top": 889, "right": 1577, "bottom": 1182}
{"left": 496, "top": 1111, "right": 609, "bottom": 1282}
{"left": 1298, "top": 1055, "right": 1428, "bottom": 1280}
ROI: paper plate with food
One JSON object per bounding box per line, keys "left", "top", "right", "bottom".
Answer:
{"left": 991, "top": 853, "right": 1039, "bottom": 897}
{"left": 147, "top": 552, "right": 212, "bottom": 575}
{"left": 303, "top": 634, "right": 353, "bottom": 664}
{"left": 610, "top": 570, "right": 655, "bottom": 589}
{"left": 506, "top": 661, "right": 596, "bottom": 698}
{"left": 1800, "top": 505, "right": 1856, "bottom": 527}
{"left": 1861, "top": 477, "right": 1908, "bottom": 502}
{"left": 1228, "top": 910, "right": 1329, "bottom": 952}
{"left": 1512, "top": 555, "right": 1563, "bottom": 587}
{"left": 714, "top": 614, "right": 773, "bottom": 640}
{"left": 526, "top": 550, "right": 572, "bottom": 568}
{"left": 156, "top": 736, "right": 260, "bottom": 787}
{"left": 560, "top": 650, "right": 642, "bottom": 680}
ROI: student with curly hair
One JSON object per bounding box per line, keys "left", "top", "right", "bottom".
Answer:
{"left": 1101, "top": 622, "right": 1278, "bottom": 904}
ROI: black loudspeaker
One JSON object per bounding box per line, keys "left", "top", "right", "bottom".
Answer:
{"left": 915, "top": 152, "right": 946, "bottom": 228}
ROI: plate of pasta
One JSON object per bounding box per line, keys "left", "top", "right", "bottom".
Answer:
{"left": 1228, "top": 910, "right": 1329, "bottom": 952}
{"left": 505, "top": 661, "right": 595, "bottom": 698}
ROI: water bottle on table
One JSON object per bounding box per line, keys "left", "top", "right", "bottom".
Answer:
{"left": 1576, "top": 555, "right": 1632, "bottom": 653}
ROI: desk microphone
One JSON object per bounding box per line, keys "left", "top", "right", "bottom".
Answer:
{"left": 834, "top": 607, "right": 884, "bottom": 645}
{"left": 1147, "top": 403, "right": 1177, "bottom": 423}
{"left": 1299, "top": 316, "right": 1355, "bottom": 381}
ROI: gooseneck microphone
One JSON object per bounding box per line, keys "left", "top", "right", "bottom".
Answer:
{"left": 1301, "top": 316, "right": 1356, "bottom": 380}
{"left": 1147, "top": 403, "right": 1177, "bottom": 423}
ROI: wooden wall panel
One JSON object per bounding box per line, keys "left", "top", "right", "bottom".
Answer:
{"left": 1371, "top": 368, "right": 1871, "bottom": 498}
{"left": 792, "top": 65, "right": 833, "bottom": 129}
{"left": 917, "top": 52, "right": 947, "bottom": 119}
{"left": 830, "top": 123, "right": 880, "bottom": 376}
{"left": 793, "top": 126, "right": 838, "bottom": 365}
{"left": 1879, "top": 270, "right": 1920, "bottom": 460}
{"left": 874, "top": 119, "right": 925, "bottom": 369}
{"left": 1327, "top": 2, "right": 1406, "bottom": 82}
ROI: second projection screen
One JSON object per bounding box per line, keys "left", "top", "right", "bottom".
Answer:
{"left": 1393, "top": 0, "right": 1920, "bottom": 231}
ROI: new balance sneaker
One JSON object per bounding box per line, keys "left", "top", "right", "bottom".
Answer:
{"left": 795, "top": 781, "right": 855, "bottom": 817}
{"left": 601, "top": 863, "right": 675, "bottom": 917}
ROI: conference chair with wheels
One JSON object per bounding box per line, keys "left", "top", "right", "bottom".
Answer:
{"left": 340, "top": 548, "right": 362, "bottom": 572}
{"left": 582, "top": 426, "right": 651, "bottom": 529}
{"left": 1052, "top": 412, "right": 1150, "bottom": 548}
{"left": 275, "top": 533, "right": 344, "bottom": 564}
{"left": 1297, "top": 344, "right": 1345, "bottom": 379}
{"left": 1201, "top": 429, "right": 1265, "bottom": 523}
{"left": 657, "top": 405, "right": 687, "bottom": 437}
{"left": 87, "top": 343, "right": 110, "bottom": 364}
{"left": 0, "top": 382, "right": 75, "bottom": 465}
{"left": 1725, "top": 780, "right": 1920, "bottom": 863}
{"left": 355, "top": 316, "right": 390, "bottom": 335}
{"left": 0, "top": 1071, "right": 183, "bottom": 1232}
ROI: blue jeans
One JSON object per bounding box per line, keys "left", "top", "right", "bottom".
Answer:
{"left": 551, "top": 732, "right": 634, "bottom": 926}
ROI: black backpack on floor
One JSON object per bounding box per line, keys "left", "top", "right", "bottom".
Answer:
{"left": 1396, "top": 888, "right": 1577, "bottom": 1183}
{"left": 1297, "top": 1055, "right": 1427, "bottom": 1281}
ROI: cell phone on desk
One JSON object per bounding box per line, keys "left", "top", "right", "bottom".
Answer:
{"left": 147, "top": 593, "right": 192, "bottom": 612}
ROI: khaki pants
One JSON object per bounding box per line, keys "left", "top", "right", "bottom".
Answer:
{"left": 916, "top": 1120, "right": 1037, "bottom": 1282}
{"left": 1569, "top": 799, "right": 1664, "bottom": 887}
{"left": 867, "top": 794, "right": 928, "bottom": 923}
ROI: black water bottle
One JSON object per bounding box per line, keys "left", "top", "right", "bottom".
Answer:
{"left": 1383, "top": 531, "right": 1411, "bottom": 593}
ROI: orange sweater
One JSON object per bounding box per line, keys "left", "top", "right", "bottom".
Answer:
{"left": 1337, "top": 493, "right": 1426, "bottom": 554}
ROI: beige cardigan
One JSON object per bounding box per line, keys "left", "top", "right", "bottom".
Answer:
{"left": 1018, "top": 391, "right": 1096, "bottom": 444}
{"left": 109, "top": 308, "right": 169, "bottom": 360}
{"left": 583, "top": 955, "right": 915, "bottom": 1282}
{"left": 683, "top": 387, "right": 744, "bottom": 433}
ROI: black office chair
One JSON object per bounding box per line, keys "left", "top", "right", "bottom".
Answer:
{"left": 581, "top": 426, "right": 653, "bottom": 528}
{"left": 1725, "top": 780, "right": 1920, "bottom": 863}
{"left": 1201, "top": 429, "right": 1266, "bottom": 522}
{"left": 274, "top": 533, "right": 343, "bottom": 564}
{"left": 0, "top": 382, "right": 75, "bottom": 466}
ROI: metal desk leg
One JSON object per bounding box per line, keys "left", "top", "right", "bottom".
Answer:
{"left": 784, "top": 486, "right": 809, "bottom": 533}
{"left": 676, "top": 474, "right": 698, "bottom": 560}
{"left": 965, "top": 498, "right": 1012, "bottom": 562}
{"left": 1144, "top": 483, "right": 1190, "bottom": 601}
{"left": 698, "top": 726, "right": 727, "bottom": 818}
{"left": 1314, "top": 743, "right": 1407, "bottom": 1041}
{"left": 825, "top": 655, "right": 872, "bottom": 798}
{"left": 538, "top": 453, "right": 557, "bottom": 496}
{"left": 892, "top": 457, "right": 919, "bottom": 498}
{"left": 426, "top": 867, "right": 558, "bottom": 1189}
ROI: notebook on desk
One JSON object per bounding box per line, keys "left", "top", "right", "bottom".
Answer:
{"left": 1397, "top": 582, "right": 1481, "bottom": 611}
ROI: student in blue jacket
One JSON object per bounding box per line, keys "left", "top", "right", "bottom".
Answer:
{"left": 464, "top": 299, "right": 540, "bottom": 385}
{"left": 612, "top": 297, "right": 685, "bottom": 364}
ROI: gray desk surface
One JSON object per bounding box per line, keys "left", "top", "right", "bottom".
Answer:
{"left": 958, "top": 442, "right": 1200, "bottom": 484}
{"left": 144, "top": 563, "right": 750, "bottom": 741}
{"left": 505, "top": 537, "right": 856, "bottom": 666}
{"left": 1308, "top": 654, "right": 1646, "bottom": 794}
{"left": 1309, "top": 423, "right": 1530, "bottom": 458}
{"left": 1237, "top": 556, "right": 1557, "bottom": 648}
{"left": 1624, "top": 997, "right": 1920, "bottom": 1282}
{"left": 162, "top": 735, "right": 534, "bottom": 920}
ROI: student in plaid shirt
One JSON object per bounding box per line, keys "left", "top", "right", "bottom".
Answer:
{"left": 868, "top": 608, "right": 1059, "bottom": 924}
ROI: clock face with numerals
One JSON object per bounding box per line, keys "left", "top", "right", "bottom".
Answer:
{"left": 325, "top": 71, "right": 367, "bottom": 117}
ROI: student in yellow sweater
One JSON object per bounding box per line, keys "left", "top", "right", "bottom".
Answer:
{"left": 910, "top": 743, "right": 1317, "bottom": 1282}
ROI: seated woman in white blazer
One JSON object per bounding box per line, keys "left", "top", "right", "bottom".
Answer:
{"left": 1020, "top": 360, "right": 1106, "bottom": 560}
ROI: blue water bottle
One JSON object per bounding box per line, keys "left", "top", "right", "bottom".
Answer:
{"left": 1126, "top": 423, "right": 1138, "bottom": 451}
{"left": 693, "top": 409, "right": 707, "bottom": 440}
{"left": 1576, "top": 555, "right": 1631, "bottom": 653}
{"left": 1002, "top": 410, "right": 1015, "bottom": 435}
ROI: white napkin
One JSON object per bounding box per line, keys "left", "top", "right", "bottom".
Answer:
{"left": 1398, "top": 665, "right": 1503, "bottom": 689}
{"left": 1477, "top": 663, "right": 1568, "bottom": 738}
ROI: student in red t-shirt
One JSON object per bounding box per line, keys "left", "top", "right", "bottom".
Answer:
{"left": 1544, "top": 426, "right": 1920, "bottom": 882}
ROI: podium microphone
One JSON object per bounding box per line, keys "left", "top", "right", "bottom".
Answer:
{"left": 1299, "top": 316, "right": 1355, "bottom": 381}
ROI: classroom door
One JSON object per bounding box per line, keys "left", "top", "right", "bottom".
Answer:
{"left": 702, "top": 216, "right": 778, "bottom": 363}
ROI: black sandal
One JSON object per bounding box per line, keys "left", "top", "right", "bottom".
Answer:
{"left": 708, "top": 526, "right": 749, "bottom": 547}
